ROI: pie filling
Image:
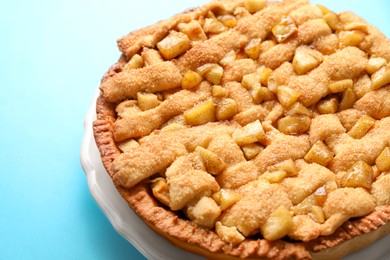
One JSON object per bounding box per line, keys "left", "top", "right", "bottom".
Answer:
{"left": 96, "top": 0, "right": 390, "bottom": 252}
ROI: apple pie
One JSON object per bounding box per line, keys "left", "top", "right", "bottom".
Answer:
{"left": 93, "top": 0, "right": 390, "bottom": 258}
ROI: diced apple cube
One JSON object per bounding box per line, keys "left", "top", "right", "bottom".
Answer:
{"left": 232, "top": 120, "right": 265, "bottom": 146}
{"left": 277, "top": 115, "right": 311, "bottom": 135}
{"left": 272, "top": 16, "right": 297, "bottom": 43}
{"left": 304, "top": 140, "right": 334, "bottom": 166}
{"left": 187, "top": 196, "right": 221, "bottom": 229}
{"left": 212, "top": 189, "right": 242, "bottom": 211}
{"left": 137, "top": 92, "right": 160, "bottom": 111}
{"left": 348, "top": 115, "right": 375, "bottom": 139}
{"left": 205, "top": 65, "right": 224, "bottom": 85}
{"left": 376, "top": 147, "right": 390, "bottom": 172}
{"left": 339, "top": 88, "right": 356, "bottom": 111}
{"left": 328, "top": 79, "right": 353, "bottom": 93}
{"left": 184, "top": 99, "right": 216, "bottom": 126}
{"left": 157, "top": 31, "right": 191, "bottom": 60}
{"left": 340, "top": 160, "right": 373, "bottom": 189}
{"left": 366, "top": 57, "right": 387, "bottom": 75}
{"left": 244, "top": 38, "right": 262, "bottom": 60}
{"left": 371, "top": 66, "right": 390, "bottom": 90}
{"left": 261, "top": 170, "right": 288, "bottom": 183}
{"left": 244, "top": 0, "right": 266, "bottom": 13}
{"left": 317, "top": 97, "right": 339, "bottom": 114}
{"left": 276, "top": 85, "right": 301, "bottom": 108}
{"left": 123, "top": 54, "right": 144, "bottom": 71}
{"left": 215, "top": 222, "right": 245, "bottom": 245}
{"left": 216, "top": 98, "right": 238, "bottom": 121}
{"left": 195, "top": 146, "right": 226, "bottom": 175}
{"left": 260, "top": 206, "right": 293, "bottom": 241}
{"left": 241, "top": 143, "right": 264, "bottom": 160}
{"left": 182, "top": 70, "right": 203, "bottom": 89}
{"left": 151, "top": 177, "right": 170, "bottom": 206}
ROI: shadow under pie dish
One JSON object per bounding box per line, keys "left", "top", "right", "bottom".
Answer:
{"left": 92, "top": 0, "right": 390, "bottom": 259}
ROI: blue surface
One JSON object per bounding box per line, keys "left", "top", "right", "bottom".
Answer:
{"left": 0, "top": 1, "right": 389, "bottom": 260}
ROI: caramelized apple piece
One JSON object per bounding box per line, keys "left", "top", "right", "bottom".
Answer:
{"left": 340, "top": 161, "right": 373, "bottom": 189}
{"left": 187, "top": 196, "right": 221, "bottom": 229}
{"left": 293, "top": 196, "right": 315, "bottom": 215}
{"left": 123, "top": 54, "right": 144, "bottom": 71}
{"left": 244, "top": 0, "right": 266, "bottom": 13}
{"left": 182, "top": 70, "right": 203, "bottom": 89}
{"left": 309, "top": 206, "right": 325, "bottom": 224}
{"left": 157, "top": 31, "right": 191, "bottom": 60}
{"left": 212, "top": 189, "right": 242, "bottom": 210}
{"left": 339, "top": 88, "right": 356, "bottom": 111}
{"left": 292, "top": 46, "right": 323, "bottom": 75}
{"left": 304, "top": 140, "right": 334, "bottom": 166}
{"left": 285, "top": 102, "right": 312, "bottom": 117}
{"left": 197, "top": 63, "right": 217, "bottom": 77}
{"left": 366, "top": 57, "right": 387, "bottom": 75}
{"left": 256, "top": 66, "right": 273, "bottom": 86}
{"left": 272, "top": 16, "right": 297, "bottom": 43}
{"left": 245, "top": 38, "right": 262, "bottom": 59}
{"left": 141, "top": 48, "right": 164, "bottom": 65}
{"left": 353, "top": 74, "right": 372, "bottom": 99}
{"left": 178, "top": 20, "right": 207, "bottom": 42}
{"left": 232, "top": 120, "right": 265, "bottom": 145}
{"left": 259, "top": 40, "right": 276, "bottom": 55}
{"left": 371, "top": 66, "right": 390, "bottom": 90}
{"left": 338, "top": 31, "right": 364, "bottom": 47}
{"left": 195, "top": 146, "right": 226, "bottom": 175}
{"left": 268, "top": 159, "right": 298, "bottom": 177}
{"left": 212, "top": 85, "right": 228, "bottom": 98}
{"left": 375, "top": 147, "right": 390, "bottom": 172}
{"left": 215, "top": 222, "right": 245, "bottom": 245}
{"left": 203, "top": 18, "right": 227, "bottom": 34}
{"left": 151, "top": 177, "right": 170, "bottom": 206}
{"left": 312, "top": 185, "right": 328, "bottom": 207}
{"left": 242, "top": 73, "right": 260, "bottom": 90}
{"left": 277, "top": 115, "right": 311, "bottom": 135}
{"left": 328, "top": 79, "right": 353, "bottom": 93}
{"left": 161, "top": 122, "right": 186, "bottom": 132}
{"left": 317, "top": 4, "right": 331, "bottom": 15}
{"left": 137, "top": 92, "right": 160, "bottom": 110}
{"left": 216, "top": 98, "right": 238, "bottom": 121}
{"left": 348, "top": 115, "right": 375, "bottom": 139}
{"left": 261, "top": 206, "right": 293, "bottom": 241}
{"left": 241, "top": 143, "right": 264, "bottom": 160}
{"left": 317, "top": 97, "right": 339, "bottom": 114}
{"left": 250, "top": 84, "right": 275, "bottom": 104}
{"left": 116, "top": 100, "right": 141, "bottom": 118}
{"left": 276, "top": 85, "right": 301, "bottom": 108}
{"left": 217, "top": 15, "right": 238, "bottom": 28}
{"left": 323, "top": 12, "right": 341, "bottom": 31}
{"left": 261, "top": 170, "right": 288, "bottom": 183}
{"left": 220, "top": 50, "right": 236, "bottom": 66}
{"left": 184, "top": 99, "right": 216, "bottom": 126}
{"left": 205, "top": 65, "right": 224, "bottom": 85}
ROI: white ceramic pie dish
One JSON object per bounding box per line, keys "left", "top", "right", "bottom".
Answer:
{"left": 81, "top": 90, "right": 390, "bottom": 260}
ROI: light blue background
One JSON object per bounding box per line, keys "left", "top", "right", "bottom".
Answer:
{"left": 0, "top": 1, "right": 389, "bottom": 259}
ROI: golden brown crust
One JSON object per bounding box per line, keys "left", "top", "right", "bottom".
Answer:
{"left": 117, "top": 184, "right": 313, "bottom": 260}
{"left": 92, "top": 0, "right": 390, "bottom": 259}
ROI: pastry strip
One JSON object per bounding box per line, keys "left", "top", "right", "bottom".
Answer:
{"left": 113, "top": 82, "right": 211, "bottom": 141}
{"left": 100, "top": 61, "right": 182, "bottom": 102}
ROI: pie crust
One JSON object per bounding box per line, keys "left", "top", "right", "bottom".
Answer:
{"left": 93, "top": 0, "right": 390, "bottom": 259}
